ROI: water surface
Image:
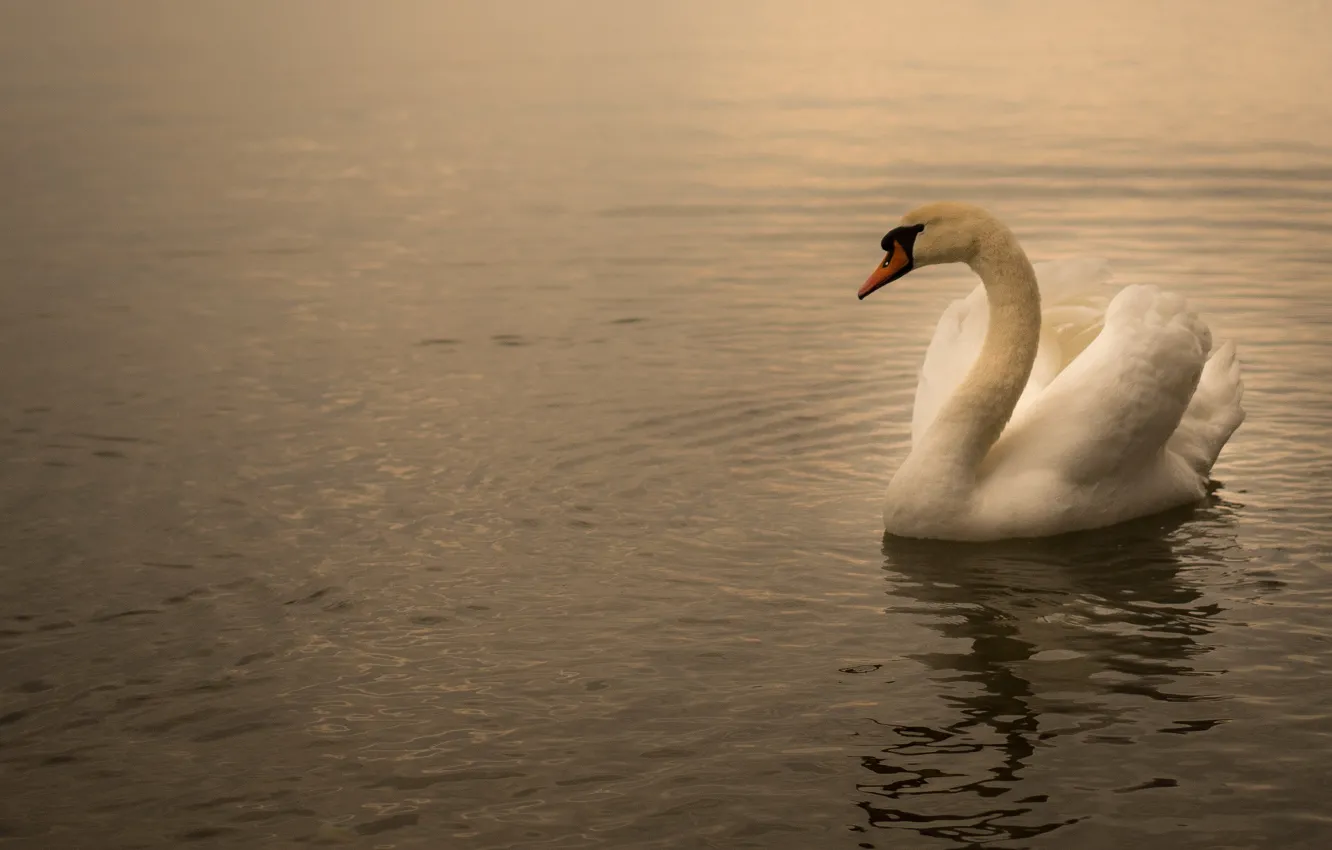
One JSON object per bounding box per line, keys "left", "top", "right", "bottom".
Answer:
{"left": 2, "top": 2, "right": 1331, "bottom": 847}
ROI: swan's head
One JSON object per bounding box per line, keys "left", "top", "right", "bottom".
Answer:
{"left": 858, "top": 202, "right": 999, "bottom": 299}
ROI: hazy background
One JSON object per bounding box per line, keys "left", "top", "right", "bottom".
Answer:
{"left": 2, "top": 2, "right": 1331, "bottom": 848}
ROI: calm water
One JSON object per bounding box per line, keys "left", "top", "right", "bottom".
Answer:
{"left": 3, "top": 2, "right": 1332, "bottom": 847}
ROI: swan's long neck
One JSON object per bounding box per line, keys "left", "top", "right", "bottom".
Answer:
{"left": 923, "top": 227, "right": 1041, "bottom": 473}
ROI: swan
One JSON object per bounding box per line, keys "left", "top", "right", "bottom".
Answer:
{"left": 858, "top": 202, "right": 1245, "bottom": 541}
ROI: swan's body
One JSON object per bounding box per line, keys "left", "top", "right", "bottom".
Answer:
{"left": 860, "top": 203, "right": 1244, "bottom": 541}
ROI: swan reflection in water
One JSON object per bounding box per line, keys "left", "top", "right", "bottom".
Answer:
{"left": 855, "top": 497, "right": 1253, "bottom": 847}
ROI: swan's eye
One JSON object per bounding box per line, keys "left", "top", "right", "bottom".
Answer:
{"left": 881, "top": 223, "right": 925, "bottom": 252}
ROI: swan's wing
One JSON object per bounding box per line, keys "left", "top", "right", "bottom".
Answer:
{"left": 911, "top": 258, "right": 1113, "bottom": 445}
{"left": 1031, "top": 256, "right": 1113, "bottom": 302}
{"left": 987, "top": 284, "right": 1212, "bottom": 483}
{"left": 911, "top": 285, "right": 986, "bottom": 444}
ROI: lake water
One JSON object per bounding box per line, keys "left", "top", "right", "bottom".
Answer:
{"left": 2, "top": 2, "right": 1332, "bottom": 847}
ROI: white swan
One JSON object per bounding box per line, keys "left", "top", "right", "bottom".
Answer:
{"left": 859, "top": 202, "right": 1245, "bottom": 541}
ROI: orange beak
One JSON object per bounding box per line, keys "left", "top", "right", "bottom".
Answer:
{"left": 858, "top": 239, "right": 913, "bottom": 300}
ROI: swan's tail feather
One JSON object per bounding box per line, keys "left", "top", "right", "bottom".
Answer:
{"left": 1169, "top": 340, "right": 1245, "bottom": 475}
